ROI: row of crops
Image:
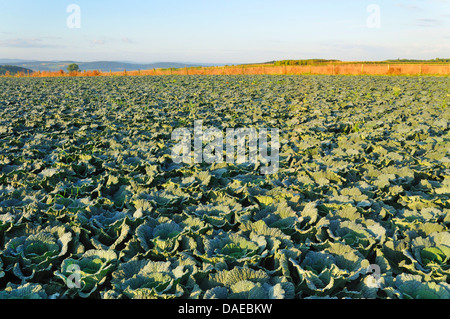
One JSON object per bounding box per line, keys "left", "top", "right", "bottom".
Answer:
{"left": 0, "top": 75, "right": 449, "bottom": 299}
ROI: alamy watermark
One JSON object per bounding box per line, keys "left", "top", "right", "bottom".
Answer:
{"left": 171, "top": 120, "right": 280, "bottom": 175}
{"left": 66, "top": 4, "right": 81, "bottom": 29}
{"left": 65, "top": 264, "right": 81, "bottom": 289}
{"left": 365, "top": 264, "right": 382, "bottom": 289}
{"left": 366, "top": 4, "right": 381, "bottom": 29}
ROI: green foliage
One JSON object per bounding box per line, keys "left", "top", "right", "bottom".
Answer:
{"left": 0, "top": 75, "right": 448, "bottom": 299}
{"left": 67, "top": 63, "right": 80, "bottom": 72}
{"left": 274, "top": 59, "right": 340, "bottom": 66}
{"left": 54, "top": 250, "right": 118, "bottom": 298}
{"left": 0, "top": 65, "right": 33, "bottom": 75}
{"left": 385, "top": 58, "right": 450, "bottom": 63}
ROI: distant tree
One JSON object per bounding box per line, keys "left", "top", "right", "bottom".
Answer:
{"left": 67, "top": 63, "right": 80, "bottom": 72}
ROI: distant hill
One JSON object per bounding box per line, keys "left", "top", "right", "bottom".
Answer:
{"left": 0, "top": 65, "right": 34, "bottom": 75}
{"left": 0, "top": 59, "right": 36, "bottom": 64}
{"left": 2, "top": 61, "right": 217, "bottom": 73}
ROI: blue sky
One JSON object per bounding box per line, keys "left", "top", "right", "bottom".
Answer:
{"left": 0, "top": 0, "right": 449, "bottom": 63}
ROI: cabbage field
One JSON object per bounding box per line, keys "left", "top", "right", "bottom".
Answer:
{"left": 0, "top": 75, "right": 449, "bottom": 299}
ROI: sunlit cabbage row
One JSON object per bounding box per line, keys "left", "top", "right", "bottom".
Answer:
{"left": 0, "top": 75, "right": 449, "bottom": 299}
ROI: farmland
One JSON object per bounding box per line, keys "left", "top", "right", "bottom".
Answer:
{"left": 0, "top": 75, "right": 449, "bottom": 299}
{"left": 2, "top": 61, "right": 450, "bottom": 78}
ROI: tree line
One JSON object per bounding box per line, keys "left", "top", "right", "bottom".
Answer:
{"left": 0, "top": 65, "right": 33, "bottom": 75}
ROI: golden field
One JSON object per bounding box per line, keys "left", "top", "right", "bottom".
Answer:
{"left": 2, "top": 62, "right": 450, "bottom": 77}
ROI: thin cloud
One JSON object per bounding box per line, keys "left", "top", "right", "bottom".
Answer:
{"left": 89, "top": 37, "right": 135, "bottom": 46}
{"left": 415, "top": 18, "right": 444, "bottom": 27}
{"left": 395, "top": 3, "right": 422, "bottom": 11}
{"left": 0, "top": 37, "right": 63, "bottom": 48}
{"left": 121, "top": 37, "right": 134, "bottom": 44}
{"left": 90, "top": 39, "right": 107, "bottom": 46}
